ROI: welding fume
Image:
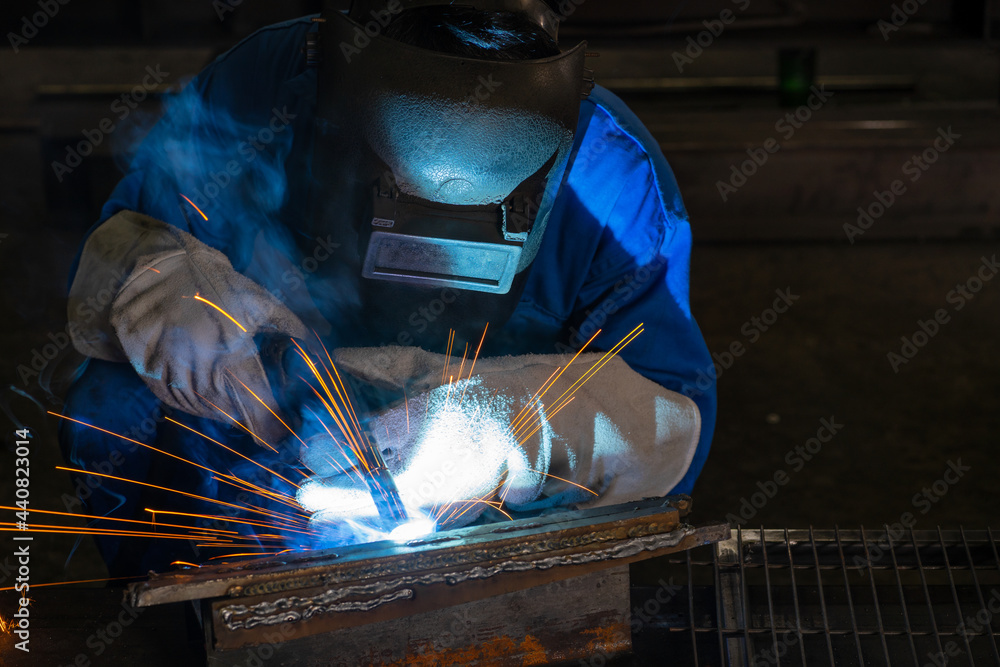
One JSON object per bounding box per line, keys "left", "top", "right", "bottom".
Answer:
{"left": 55, "top": 0, "right": 717, "bottom": 576}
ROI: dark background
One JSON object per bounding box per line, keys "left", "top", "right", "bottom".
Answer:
{"left": 0, "top": 0, "right": 998, "bottom": 645}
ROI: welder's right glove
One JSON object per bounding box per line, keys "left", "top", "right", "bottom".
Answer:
{"left": 68, "top": 210, "right": 309, "bottom": 445}
{"left": 295, "top": 346, "right": 701, "bottom": 530}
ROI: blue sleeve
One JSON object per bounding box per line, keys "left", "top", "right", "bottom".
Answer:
{"left": 568, "top": 91, "right": 717, "bottom": 495}
{"left": 72, "top": 16, "right": 316, "bottom": 283}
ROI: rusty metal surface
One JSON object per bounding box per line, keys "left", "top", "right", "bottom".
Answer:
{"left": 206, "top": 566, "right": 634, "bottom": 667}
{"left": 129, "top": 496, "right": 697, "bottom": 608}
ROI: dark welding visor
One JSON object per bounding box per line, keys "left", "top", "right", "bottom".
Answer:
{"left": 361, "top": 152, "right": 556, "bottom": 294}
{"left": 313, "top": 0, "right": 591, "bottom": 295}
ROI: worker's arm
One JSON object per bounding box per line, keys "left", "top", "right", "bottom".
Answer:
{"left": 68, "top": 210, "right": 309, "bottom": 444}
{"left": 303, "top": 346, "right": 700, "bottom": 528}
{"left": 557, "top": 88, "right": 718, "bottom": 496}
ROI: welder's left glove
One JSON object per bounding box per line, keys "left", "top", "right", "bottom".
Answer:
{"left": 305, "top": 346, "right": 701, "bottom": 527}
{"left": 67, "top": 211, "right": 310, "bottom": 445}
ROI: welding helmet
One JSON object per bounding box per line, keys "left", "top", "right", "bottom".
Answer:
{"left": 308, "top": 0, "right": 592, "bottom": 348}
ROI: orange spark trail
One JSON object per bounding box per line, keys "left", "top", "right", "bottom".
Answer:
{"left": 148, "top": 510, "right": 316, "bottom": 538}
{"left": 440, "top": 496, "right": 512, "bottom": 526}
{"left": 515, "top": 325, "right": 643, "bottom": 443}
{"left": 310, "top": 334, "right": 370, "bottom": 446}
{"left": 49, "top": 412, "right": 300, "bottom": 517}
{"left": 228, "top": 371, "right": 307, "bottom": 451}
{"left": 54, "top": 467, "right": 308, "bottom": 526}
{"left": 180, "top": 194, "right": 209, "bottom": 220}
{"left": 0, "top": 504, "right": 239, "bottom": 536}
{"left": 435, "top": 476, "right": 509, "bottom": 524}
{"left": 291, "top": 341, "right": 370, "bottom": 468}
{"left": 459, "top": 323, "right": 489, "bottom": 404}
{"left": 301, "top": 405, "right": 366, "bottom": 486}
{"left": 210, "top": 476, "right": 301, "bottom": 512}
{"left": 0, "top": 576, "right": 143, "bottom": 593}
{"left": 509, "top": 329, "right": 602, "bottom": 434}
{"left": 455, "top": 343, "right": 470, "bottom": 393}
{"left": 207, "top": 551, "right": 283, "bottom": 561}
{"left": 193, "top": 392, "right": 279, "bottom": 453}
{"left": 0, "top": 524, "right": 223, "bottom": 541}
{"left": 192, "top": 294, "right": 247, "bottom": 332}
{"left": 526, "top": 468, "right": 598, "bottom": 496}
{"left": 48, "top": 412, "right": 270, "bottom": 487}
{"left": 165, "top": 417, "right": 306, "bottom": 486}
{"left": 442, "top": 329, "right": 455, "bottom": 383}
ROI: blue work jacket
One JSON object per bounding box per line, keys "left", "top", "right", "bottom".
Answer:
{"left": 80, "top": 16, "right": 717, "bottom": 495}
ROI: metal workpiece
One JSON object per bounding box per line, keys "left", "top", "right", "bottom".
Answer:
{"left": 126, "top": 496, "right": 728, "bottom": 659}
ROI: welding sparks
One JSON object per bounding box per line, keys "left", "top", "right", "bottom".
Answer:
{"left": 300, "top": 324, "right": 644, "bottom": 542}
{"left": 189, "top": 293, "right": 248, "bottom": 332}
{"left": 180, "top": 194, "right": 209, "bottom": 220}
{"left": 39, "top": 321, "right": 645, "bottom": 569}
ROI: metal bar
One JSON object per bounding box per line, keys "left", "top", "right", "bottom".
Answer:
{"left": 809, "top": 527, "right": 837, "bottom": 665}
{"left": 687, "top": 549, "right": 700, "bottom": 667}
{"left": 739, "top": 528, "right": 752, "bottom": 666}
{"left": 761, "top": 526, "right": 782, "bottom": 667}
{"left": 715, "top": 543, "right": 727, "bottom": 664}
{"left": 885, "top": 524, "right": 921, "bottom": 666}
{"left": 784, "top": 528, "right": 810, "bottom": 666}
{"left": 987, "top": 527, "right": 1000, "bottom": 663}
{"left": 939, "top": 527, "right": 977, "bottom": 663}
{"left": 911, "top": 528, "right": 946, "bottom": 661}
{"left": 717, "top": 535, "right": 748, "bottom": 666}
{"left": 860, "top": 526, "right": 894, "bottom": 666}
{"left": 835, "top": 526, "right": 866, "bottom": 667}
{"left": 960, "top": 527, "right": 1000, "bottom": 664}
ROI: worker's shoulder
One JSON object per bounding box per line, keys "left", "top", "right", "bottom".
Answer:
{"left": 212, "top": 15, "right": 318, "bottom": 67}
{"left": 192, "top": 15, "right": 318, "bottom": 111}
{"left": 577, "top": 85, "right": 687, "bottom": 223}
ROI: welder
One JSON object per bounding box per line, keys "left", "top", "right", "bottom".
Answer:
{"left": 59, "top": 0, "right": 717, "bottom": 575}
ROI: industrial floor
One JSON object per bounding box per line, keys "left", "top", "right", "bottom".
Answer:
{"left": 2, "top": 234, "right": 997, "bottom": 586}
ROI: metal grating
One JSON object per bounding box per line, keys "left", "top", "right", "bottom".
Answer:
{"left": 630, "top": 528, "right": 1000, "bottom": 666}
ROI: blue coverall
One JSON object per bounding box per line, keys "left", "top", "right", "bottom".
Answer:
{"left": 60, "top": 16, "right": 717, "bottom": 574}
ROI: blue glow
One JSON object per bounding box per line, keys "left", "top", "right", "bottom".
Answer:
{"left": 389, "top": 518, "right": 437, "bottom": 542}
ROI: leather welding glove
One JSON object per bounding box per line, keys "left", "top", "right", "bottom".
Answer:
{"left": 316, "top": 346, "right": 701, "bottom": 527}
{"left": 68, "top": 210, "right": 309, "bottom": 445}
